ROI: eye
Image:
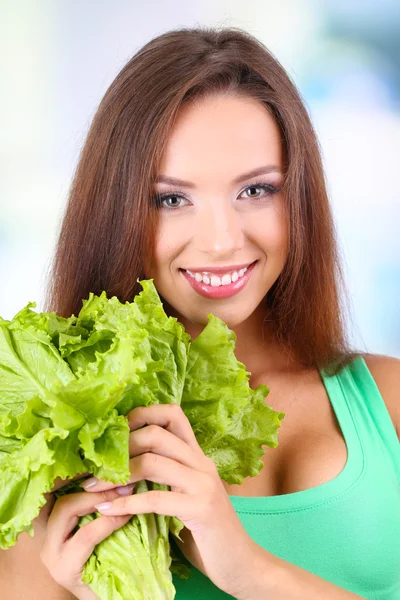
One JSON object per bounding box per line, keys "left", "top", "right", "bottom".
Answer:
{"left": 153, "top": 192, "right": 191, "bottom": 210}
{"left": 152, "top": 181, "right": 280, "bottom": 210}
{"left": 239, "top": 182, "right": 280, "bottom": 202}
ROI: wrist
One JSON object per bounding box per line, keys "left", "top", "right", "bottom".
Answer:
{"left": 233, "top": 542, "right": 278, "bottom": 600}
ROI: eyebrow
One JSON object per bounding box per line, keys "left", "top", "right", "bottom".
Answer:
{"left": 154, "top": 166, "right": 282, "bottom": 188}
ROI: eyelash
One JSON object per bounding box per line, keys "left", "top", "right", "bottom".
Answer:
{"left": 153, "top": 181, "right": 281, "bottom": 210}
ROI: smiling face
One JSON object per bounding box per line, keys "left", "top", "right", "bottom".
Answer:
{"left": 146, "top": 93, "right": 289, "bottom": 334}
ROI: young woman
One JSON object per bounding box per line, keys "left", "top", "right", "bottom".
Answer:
{"left": 2, "top": 26, "right": 399, "bottom": 600}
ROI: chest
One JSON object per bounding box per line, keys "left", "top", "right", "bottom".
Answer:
{"left": 223, "top": 369, "right": 348, "bottom": 497}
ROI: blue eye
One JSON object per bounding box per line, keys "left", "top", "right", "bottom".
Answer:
{"left": 153, "top": 181, "right": 280, "bottom": 210}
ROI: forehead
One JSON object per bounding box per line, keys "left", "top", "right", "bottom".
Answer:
{"left": 157, "top": 95, "right": 283, "bottom": 185}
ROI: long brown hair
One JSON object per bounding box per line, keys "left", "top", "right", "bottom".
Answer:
{"left": 44, "top": 25, "right": 363, "bottom": 376}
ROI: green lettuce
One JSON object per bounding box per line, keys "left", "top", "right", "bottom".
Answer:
{"left": 0, "top": 279, "right": 284, "bottom": 599}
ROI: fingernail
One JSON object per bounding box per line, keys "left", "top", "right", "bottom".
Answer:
{"left": 116, "top": 483, "right": 135, "bottom": 496}
{"left": 94, "top": 502, "right": 112, "bottom": 511}
{"left": 81, "top": 477, "right": 98, "bottom": 489}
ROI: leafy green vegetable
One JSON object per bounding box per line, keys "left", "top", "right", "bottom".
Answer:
{"left": 0, "top": 279, "right": 284, "bottom": 599}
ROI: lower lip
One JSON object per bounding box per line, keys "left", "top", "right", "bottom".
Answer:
{"left": 180, "top": 261, "right": 258, "bottom": 299}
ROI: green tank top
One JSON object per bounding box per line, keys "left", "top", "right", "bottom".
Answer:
{"left": 172, "top": 356, "right": 400, "bottom": 599}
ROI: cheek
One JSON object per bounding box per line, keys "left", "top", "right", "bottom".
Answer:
{"left": 151, "top": 219, "right": 187, "bottom": 273}
{"left": 250, "top": 208, "right": 288, "bottom": 255}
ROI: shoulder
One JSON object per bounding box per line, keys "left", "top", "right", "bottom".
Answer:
{"left": 362, "top": 353, "right": 400, "bottom": 440}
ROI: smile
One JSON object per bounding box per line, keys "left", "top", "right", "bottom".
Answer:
{"left": 180, "top": 261, "right": 258, "bottom": 299}
{"left": 185, "top": 265, "right": 249, "bottom": 286}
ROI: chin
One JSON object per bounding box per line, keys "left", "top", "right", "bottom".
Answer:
{"left": 188, "top": 305, "right": 255, "bottom": 330}
{"left": 154, "top": 281, "right": 266, "bottom": 332}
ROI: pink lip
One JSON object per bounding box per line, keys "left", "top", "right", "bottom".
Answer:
{"left": 180, "top": 260, "right": 258, "bottom": 300}
{"left": 183, "top": 262, "right": 254, "bottom": 275}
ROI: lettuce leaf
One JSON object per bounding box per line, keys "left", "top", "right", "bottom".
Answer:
{"left": 0, "top": 279, "right": 284, "bottom": 599}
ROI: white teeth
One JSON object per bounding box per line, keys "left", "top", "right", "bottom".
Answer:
{"left": 210, "top": 275, "right": 221, "bottom": 287}
{"left": 184, "top": 264, "right": 252, "bottom": 286}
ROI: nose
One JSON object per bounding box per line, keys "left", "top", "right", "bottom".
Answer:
{"left": 195, "top": 199, "right": 245, "bottom": 257}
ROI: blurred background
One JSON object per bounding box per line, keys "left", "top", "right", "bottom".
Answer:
{"left": 1, "top": 0, "right": 399, "bottom": 357}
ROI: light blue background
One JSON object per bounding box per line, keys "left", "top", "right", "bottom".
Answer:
{"left": 1, "top": 0, "right": 399, "bottom": 358}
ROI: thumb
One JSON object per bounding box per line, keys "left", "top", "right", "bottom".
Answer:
{"left": 63, "top": 512, "right": 132, "bottom": 574}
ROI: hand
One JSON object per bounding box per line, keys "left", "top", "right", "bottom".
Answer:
{"left": 40, "top": 486, "right": 133, "bottom": 599}
{"left": 81, "top": 404, "right": 264, "bottom": 599}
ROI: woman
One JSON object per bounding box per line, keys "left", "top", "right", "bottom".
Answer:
{"left": 2, "top": 26, "right": 399, "bottom": 600}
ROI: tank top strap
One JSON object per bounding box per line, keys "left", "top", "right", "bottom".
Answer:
{"left": 324, "top": 356, "right": 400, "bottom": 482}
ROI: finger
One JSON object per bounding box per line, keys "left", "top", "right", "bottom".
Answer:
{"left": 43, "top": 488, "right": 126, "bottom": 557}
{"left": 94, "top": 489, "right": 194, "bottom": 522}
{"left": 82, "top": 426, "right": 204, "bottom": 495}
{"left": 85, "top": 453, "right": 207, "bottom": 495}
{"left": 129, "top": 424, "right": 201, "bottom": 465}
{"left": 127, "top": 404, "right": 202, "bottom": 454}
{"left": 48, "top": 471, "right": 91, "bottom": 495}
{"left": 80, "top": 476, "right": 135, "bottom": 493}
{"left": 62, "top": 512, "right": 132, "bottom": 573}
